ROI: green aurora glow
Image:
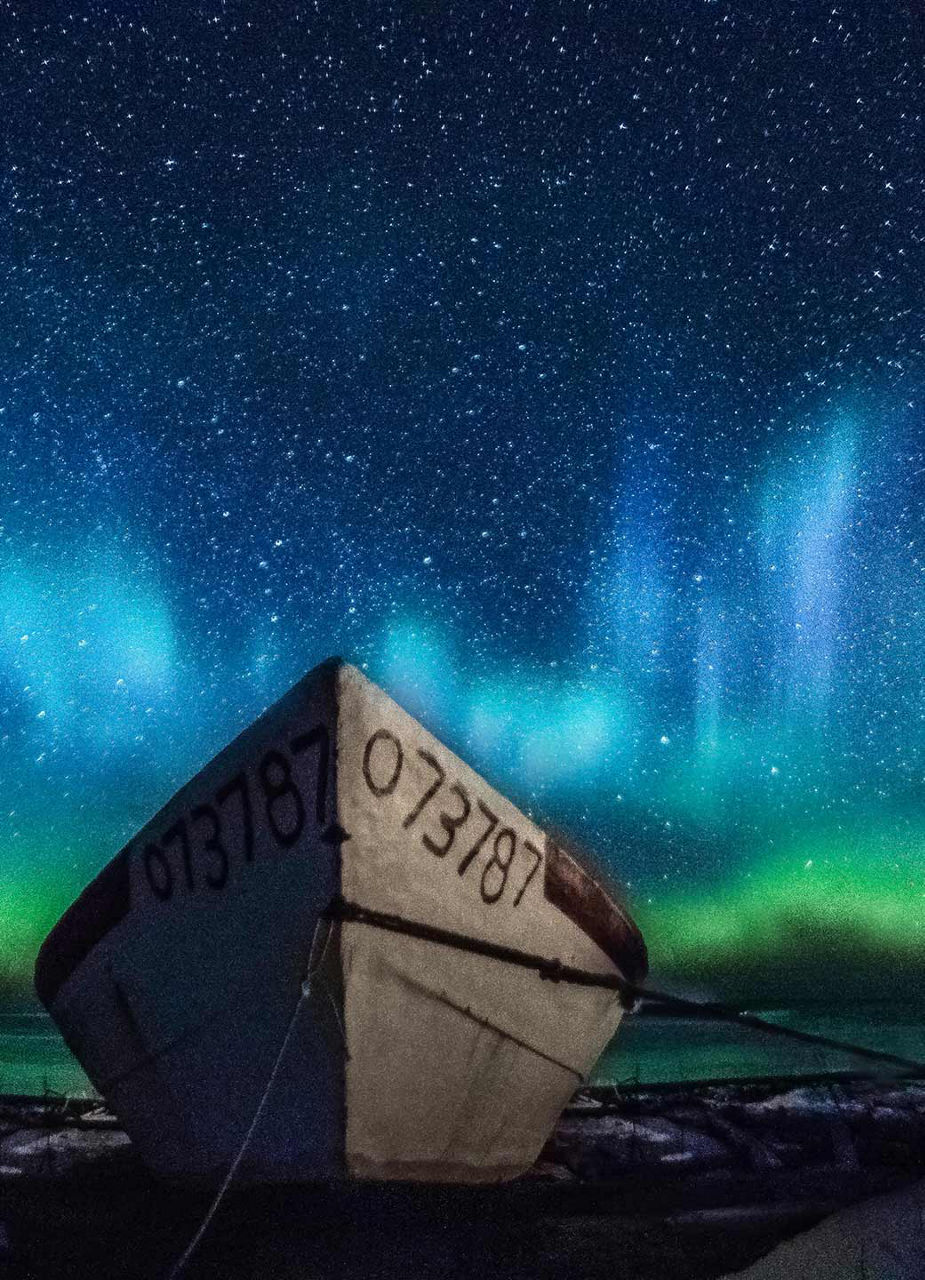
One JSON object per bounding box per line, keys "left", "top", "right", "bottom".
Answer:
{"left": 5, "top": 814, "right": 924, "bottom": 1008}
{"left": 638, "top": 846, "right": 925, "bottom": 1001}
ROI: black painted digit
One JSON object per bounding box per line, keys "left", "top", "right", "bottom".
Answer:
{"left": 481, "top": 828, "right": 516, "bottom": 903}
{"left": 458, "top": 800, "right": 498, "bottom": 875}
{"left": 403, "top": 749, "right": 446, "bottom": 829}
{"left": 513, "top": 839, "right": 543, "bottom": 907}
{"left": 143, "top": 842, "right": 173, "bottom": 901}
{"left": 162, "top": 820, "right": 194, "bottom": 892}
{"left": 422, "top": 783, "right": 471, "bottom": 857}
{"left": 363, "top": 729, "right": 403, "bottom": 797}
{"left": 290, "top": 724, "right": 330, "bottom": 825}
{"left": 216, "top": 772, "right": 254, "bottom": 862}
{"left": 259, "top": 749, "right": 306, "bottom": 848}
{"left": 191, "top": 803, "right": 229, "bottom": 889}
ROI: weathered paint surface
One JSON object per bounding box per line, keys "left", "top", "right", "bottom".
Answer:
{"left": 38, "top": 660, "right": 344, "bottom": 1180}
{"left": 36, "top": 659, "right": 643, "bottom": 1183}
{"left": 336, "top": 664, "right": 632, "bottom": 1182}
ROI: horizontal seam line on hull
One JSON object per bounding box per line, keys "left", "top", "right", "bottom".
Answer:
{"left": 381, "top": 966, "right": 585, "bottom": 1081}
{"left": 95, "top": 1004, "right": 226, "bottom": 1094}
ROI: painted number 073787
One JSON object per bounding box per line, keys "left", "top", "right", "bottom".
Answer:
{"left": 361, "top": 728, "right": 543, "bottom": 908}
{"left": 140, "top": 724, "right": 331, "bottom": 903}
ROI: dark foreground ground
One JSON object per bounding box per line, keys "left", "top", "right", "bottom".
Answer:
{"left": 1, "top": 1074, "right": 923, "bottom": 1279}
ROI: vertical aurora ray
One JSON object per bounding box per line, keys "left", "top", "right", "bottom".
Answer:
{"left": 692, "top": 588, "right": 724, "bottom": 763}
{"left": 759, "top": 419, "right": 858, "bottom": 731}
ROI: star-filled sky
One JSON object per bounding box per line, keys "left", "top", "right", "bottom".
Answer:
{"left": 1, "top": 1, "right": 923, "bottom": 1002}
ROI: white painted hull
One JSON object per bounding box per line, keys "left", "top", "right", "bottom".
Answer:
{"left": 36, "top": 660, "right": 646, "bottom": 1184}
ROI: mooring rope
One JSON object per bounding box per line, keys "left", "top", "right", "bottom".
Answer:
{"left": 324, "top": 896, "right": 925, "bottom": 1077}
{"left": 163, "top": 916, "right": 334, "bottom": 1280}
{"left": 163, "top": 894, "right": 924, "bottom": 1275}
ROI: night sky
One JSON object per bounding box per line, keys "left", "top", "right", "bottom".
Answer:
{"left": 1, "top": 2, "right": 923, "bottom": 1001}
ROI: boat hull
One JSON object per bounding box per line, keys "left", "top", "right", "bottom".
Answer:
{"left": 35, "top": 660, "right": 646, "bottom": 1184}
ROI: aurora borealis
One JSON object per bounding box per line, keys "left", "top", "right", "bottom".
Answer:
{"left": 1, "top": 2, "right": 923, "bottom": 1006}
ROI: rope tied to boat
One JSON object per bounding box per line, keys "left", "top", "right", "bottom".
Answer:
{"left": 162, "top": 893, "right": 924, "bottom": 1275}
{"left": 538, "top": 957, "right": 565, "bottom": 983}
{"left": 324, "top": 895, "right": 925, "bottom": 1077}
{"left": 163, "top": 915, "right": 337, "bottom": 1280}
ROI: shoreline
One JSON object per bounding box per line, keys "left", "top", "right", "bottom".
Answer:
{"left": 2, "top": 1074, "right": 923, "bottom": 1278}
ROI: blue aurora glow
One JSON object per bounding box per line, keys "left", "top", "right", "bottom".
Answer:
{"left": 3, "top": 407, "right": 923, "bottom": 904}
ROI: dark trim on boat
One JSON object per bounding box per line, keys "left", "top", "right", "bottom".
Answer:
{"left": 34, "top": 848, "right": 132, "bottom": 1009}
{"left": 544, "top": 841, "right": 648, "bottom": 985}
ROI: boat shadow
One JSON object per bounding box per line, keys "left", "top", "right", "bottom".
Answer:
{"left": 0, "top": 1157, "right": 790, "bottom": 1280}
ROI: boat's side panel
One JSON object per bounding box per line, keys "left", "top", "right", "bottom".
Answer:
{"left": 339, "top": 927, "right": 589, "bottom": 1183}
{"left": 40, "top": 659, "right": 347, "bottom": 1180}
{"left": 335, "top": 665, "right": 627, "bottom": 1182}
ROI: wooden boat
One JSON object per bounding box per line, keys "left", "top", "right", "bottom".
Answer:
{"left": 35, "top": 659, "right": 646, "bottom": 1184}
